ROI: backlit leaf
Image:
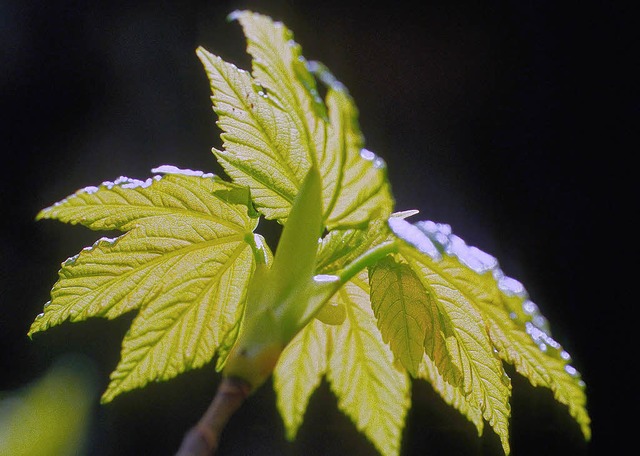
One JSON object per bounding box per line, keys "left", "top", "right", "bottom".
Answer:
{"left": 369, "top": 255, "right": 462, "bottom": 384}
{"left": 230, "top": 10, "right": 328, "bottom": 129}
{"left": 313, "top": 216, "right": 393, "bottom": 325}
{"left": 102, "top": 239, "right": 255, "bottom": 401}
{"left": 198, "top": 11, "right": 393, "bottom": 228}
{"left": 406, "top": 220, "right": 591, "bottom": 440}
{"left": 416, "top": 353, "right": 485, "bottom": 436}
{"left": 35, "top": 166, "right": 254, "bottom": 232}
{"left": 274, "top": 272, "right": 410, "bottom": 456}
{"left": 327, "top": 273, "right": 410, "bottom": 456}
{"left": 369, "top": 256, "right": 428, "bottom": 377}
{"left": 29, "top": 9, "right": 590, "bottom": 455}
{"left": 316, "top": 214, "right": 399, "bottom": 275}
{"left": 30, "top": 167, "right": 264, "bottom": 401}
{"left": 322, "top": 85, "right": 393, "bottom": 228}
{"left": 389, "top": 217, "right": 592, "bottom": 451}
{"left": 274, "top": 318, "right": 328, "bottom": 440}
{"left": 389, "top": 218, "right": 512, "bottom": 454}
{"left": 197, "top": 46, "right": 305, "bottom": 221}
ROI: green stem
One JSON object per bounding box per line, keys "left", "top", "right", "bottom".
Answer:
{"left": 334, "top": 240, "right": 398, "bottom": 286}
{"left": 298, "top": 239, "right": 398, "bottom": 326}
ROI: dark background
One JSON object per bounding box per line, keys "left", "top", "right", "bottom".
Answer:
{"left": 1, "top": 0, "right": 634, "bottom": 455}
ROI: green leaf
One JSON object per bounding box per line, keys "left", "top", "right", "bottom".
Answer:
{"left": 35, "top": 166, "right": 255, "bottom": 232}
{"left": 316, "top": 226, "right": 374, "bottom": 273}
{"left": 312, "top": 212, "right": 413, "bottom": 326}
{"left": 30, "top": 167, "right": 264, "bottom": 401}
{"left": 322, "top": 88, "right": 393, "bottom": 228}
{"left": 416, "top": 353, "right": 485, "bottom": 436}
{"left": 275, "top": 272, "right": 411, "bottom": 456}
{"left": 274, "top": 318, "right": 328, "bottom": 440}
{"left": 483, "top": 304, "right": 591, "bottom": 439}
{"left": 197, "top": 46, "right": 306, "bottom": 221}
{"left": 369, "top": 256, "right": 426, "bottom": 376}
{"left": 102, "top": 239, "right": 256, "bottom": 402}
{"left": 388, "top": 218, "right": 513, "bottom": 454}
{"left": 229, "top": 10, "right": 327, "bottom": 129}
{"left": 402, "top": 220, "right": 591, "bottom": 440}
{"left": 29, "top": 9, "right": 590, "bottom": 455}
{"left": 389, "top": 217, "right": 592, "bottom": 451}
{"left": 326, "top": 273, "right": 410, "bottom": 456}
{"left": 198, "top": 11, "right": 393, "bottom": 228}
{"left": 316, "top": 214, "right": 399, "bottom": 275}
{"left": 311, "top": 217, "right": 390, "bottom": 325}
{"left": 369, "top": 255, "right": 462, "bottom": 383}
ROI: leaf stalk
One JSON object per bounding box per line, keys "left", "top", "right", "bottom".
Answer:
{"left": 334, "top": 240, "right": 398, "bottom": 286}
{"left": 175, "top": 377, "right": 251, "bottom": 456}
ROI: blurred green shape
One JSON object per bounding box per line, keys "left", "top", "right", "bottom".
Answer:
{"left": 0, "top": 355, "right": 97, "bottom": 456}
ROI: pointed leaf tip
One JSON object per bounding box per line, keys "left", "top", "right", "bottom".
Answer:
{"left": 199, "top": 10, "right": 393, "bottom": 228}
{"left": 31, "top": 169, "right": 266, "bottom": 401}
{"left": 226, "top": 9, "right": 244, "bottom": 23}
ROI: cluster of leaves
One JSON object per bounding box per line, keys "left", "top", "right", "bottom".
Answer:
{"left": 29, "top": 11, "right": 590, "bottom": 456}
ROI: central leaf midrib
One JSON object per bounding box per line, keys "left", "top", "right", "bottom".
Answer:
{"left": 105, "top": 240, "right": 250, "bottom": 394}
{"left": 390, "top": 263, "right": 421, "bottom": 375}
{"left": 214, "top": 56, "right": 303, "bottom": 197}
{"left": 160, "top": 240, "right": 250, "bottom": 378}
{"left": 248, "top": 26, "right": 319, "bottom": 169}
{"left": 59, "top": 200, "right": 248, "bottom": 233}
{"left": 339, "top": 279, "right": 388, "bottom": 391}
{"left": 404, "top": 250, "right": 507, "bottom": 422}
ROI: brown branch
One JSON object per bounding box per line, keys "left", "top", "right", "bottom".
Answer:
{"left": 175, "top": 376, "right": 252, "bottom": 456}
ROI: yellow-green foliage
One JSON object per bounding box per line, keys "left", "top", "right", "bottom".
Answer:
{"left": 30, "top": 10, "right": 590, "bottom": 456}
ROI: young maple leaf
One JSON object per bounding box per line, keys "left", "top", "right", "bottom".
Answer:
{"left": 29, "top": 167, "right": 266, "bottom": 401}
{"left": 30, "top": 10, "right": 590, "bottom": 456}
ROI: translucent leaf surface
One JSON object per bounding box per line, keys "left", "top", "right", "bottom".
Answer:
{"left": 322, "top": 87, "right": 393, "bottom": 228}
{"left": 29, "top": 9, "right": 590, "bottom": 455}
{"left": 388, "top": 218, "right": 513, "bottom": 454}
{"left": 30, "top": 167, "right": 263, "bottom": 401}
{"left": 417, "top": 353, "right": 485, "bottom": 436}
{"left": 315, "top": 216, "right": 393, "bottom": 275}
{"left": 102, "top": 241, "right": 255, "bottom": 401}
{"left": 274, "top": 318, "right": 328, "bottom": 440}
{"left": 368, "top": 245, "right": 469, "bottom": 394}
{"left": 35, "top": 166, "right": 256, "bottom": 232}
{"left": 230, "top": 10, "right": 328, "bottom": 137}
{"left": 389, "top": 217, "right": 592, "bottom": 450}
{"left": 327, "top": 273, "right": 410, "bottom": 456}
{"left": 197, "top": 47, "right": 305, "bottom": 221}
{"left": 198, "top": 11, "right": 393, "bottom": 228}
{"left": 312, "top": 217, "right": 391, "bottom": 325}
{"left": 402, "top": 219, "right": 591, "bottom": 440}
{"left": 274, "top": 272, "right": 410, "bottom": 456}
{"left": 369, "top": 256, "right": 426, "bottom": 376}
